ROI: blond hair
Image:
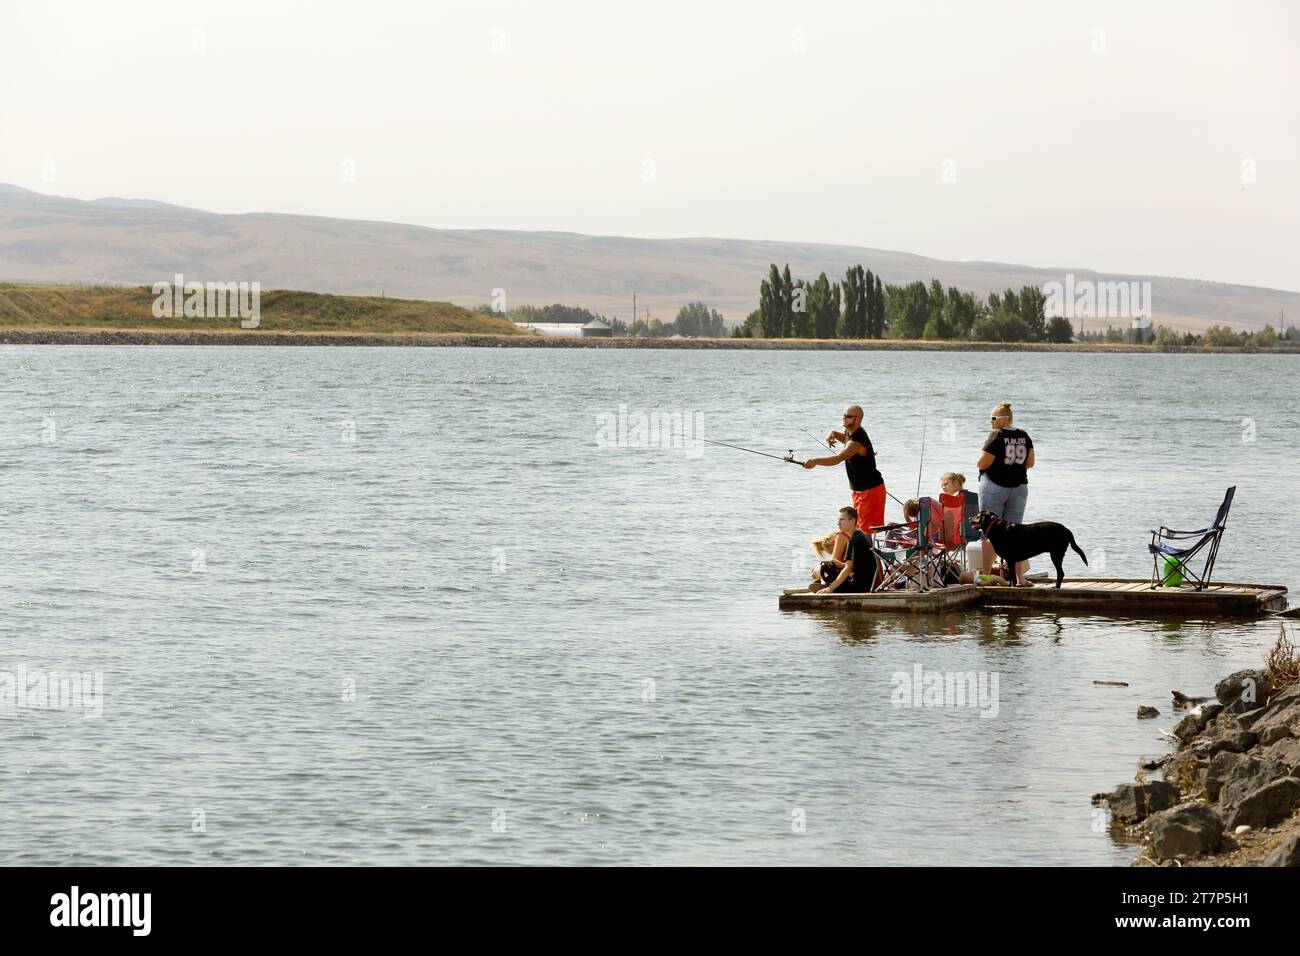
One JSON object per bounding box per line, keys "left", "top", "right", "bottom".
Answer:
{"left": 941, "top": 471, "right": 966, "bottom": 489}
{"left": 811, "top": 530, "right": 840, "bottom": 558}
{"left": 992, "top": 401, "right": 1013, "bottom": 423}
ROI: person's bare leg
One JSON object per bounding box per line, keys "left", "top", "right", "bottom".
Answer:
{"left": 981, "top": 538, "right": 995, "bottom": 573}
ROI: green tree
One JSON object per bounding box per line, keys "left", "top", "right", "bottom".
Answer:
{"left": 809, "top": 273, "right": 839, "bottom": 339}
{"left": 1251, "top": 324, "right": 1278, "bottom": 348}
{"left": 947, "top": 287, "right": 979, "bottom": 339}
{"left": 1153, "top": 325, "right": 1182, "bottom": 347}
{"left": 736, "top": 309, "right": 760, "bottom": 338}
{"left": 1203, "top": 325, "right": 1242, "bottom": 347}
{"left": 925, "top": 278, "right": 950, "bottom": 338}
{"left": 791, "top": 279, "right": 813, "bottom": 337}
{"left": 1046, "top": 316, "right": 1075, "bottom": 343}
{"left": 870, "top": 273, "right": 885, "bottom": 337}
{"left": 759, "top": 264, "right": 782, "bottom": 337}
{"left": 780, "top": 264, "right": 795, "bottom": 337}
{"left": 1018, "top": 286, "right": 1047, "bottom": 341}
{"left": 840, "top": 265, "right": 867, "bottom": 338}
{"left": 887, "top": 281, "right": 930, "bottom": 339}
{"left": 972, "top": 311, "right": 1032, "bottom": 342}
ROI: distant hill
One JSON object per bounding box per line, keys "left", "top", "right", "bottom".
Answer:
{"left": 0, "top": 283, "right": 529, "bottom": 335}
{"left": 2, "top": 184, "right": 1296, "bottom": 333}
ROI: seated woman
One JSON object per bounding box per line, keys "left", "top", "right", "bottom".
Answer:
{"left": 807, "top": 525, "right": 850, "bottom": 590}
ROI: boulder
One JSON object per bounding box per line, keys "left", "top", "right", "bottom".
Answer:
{"left": 1172, "top": 710, "right": 1208, "bottom": 742}
{"left": 1251, "top": 700, "right": 1300, "bottom": 746}
{"left": 1137, "top": 705, "right": 1160, "bottom": 719}
{"left": 1261, "top": 738, "right": 1300, "bottom": 774}
{"left": 1202, "top": 700, "right": 1224, "bottom": 722}
{"left": 1108, "top": 781, "right": 1181, "bottom": 823}
{"left": 1268, "top": 682, "right": 1300, "bottom": 708}
{"left": 1262, "top": 833, "right": 1300, "bottom": 867}
{"left": 1148, "top": 802, "right": 1223, "bottom": 860}
{"left": 1238, "top": 707, "right": 1270, "bottom": 730}
{"left": 1208, "top": 728, "right": 1258, "bottom": 755}
{"left": 1220, "top": 757, "right": 1290, "bottom": 809}
{"left": 1205, "top": 751, "right": 1247, "bottom": 802}
{"left": 1216, "top": 669, "right": 1270, "bottom": 711}
{"left": 1223, "top": 776, "right": 1300, "bottom": 830}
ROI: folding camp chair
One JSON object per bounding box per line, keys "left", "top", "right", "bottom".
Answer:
{"left": 1149, "top": 486, "right": 1235, "bottom": 590}
{"left": 871, "top": 518, "right": 925, "bottom": 591}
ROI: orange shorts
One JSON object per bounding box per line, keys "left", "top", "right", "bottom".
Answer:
{"left": 851, "top": 485, "right": 886, "bottom": 534}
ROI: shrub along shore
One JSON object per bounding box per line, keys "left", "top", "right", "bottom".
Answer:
{"left": 2, "top": 328, "right": 1299, "bottom": 353}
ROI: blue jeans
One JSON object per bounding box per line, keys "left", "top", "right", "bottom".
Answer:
{"left": 979, "top": 474, "right": 1028, "bottom": 524}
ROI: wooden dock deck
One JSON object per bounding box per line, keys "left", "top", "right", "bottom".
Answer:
{"left": 778, "top": 578, "right": 1288, "bottom": 617}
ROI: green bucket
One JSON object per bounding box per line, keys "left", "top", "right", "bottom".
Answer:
{"left": 1161, "top": 555, "right": 1185, "bottom": 587}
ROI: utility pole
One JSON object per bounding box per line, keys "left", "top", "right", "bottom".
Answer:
{"left": 633, "top": 291, "right": 637, "bottom": 338}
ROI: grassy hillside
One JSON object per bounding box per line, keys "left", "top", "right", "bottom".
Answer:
{"left": 0, "top": 284, "right": 533, "bottom": 335}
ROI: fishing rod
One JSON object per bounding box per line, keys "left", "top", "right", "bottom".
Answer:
{"left": 698, "top": 437, "right": 804, "bottom": 465}
{"left": 915, "top": 413, "right": 928, "bottom": 499}
{"left": 800, "top": 426, "right": 909, "bottom": 507}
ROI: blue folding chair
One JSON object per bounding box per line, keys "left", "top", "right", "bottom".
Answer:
{"left": 1149, "top": 486, "right": 1235, "bottom": 590}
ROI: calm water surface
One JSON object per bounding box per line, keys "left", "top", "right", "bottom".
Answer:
{"left": 1, "top": 346, "right": 1296, "bottom": 865}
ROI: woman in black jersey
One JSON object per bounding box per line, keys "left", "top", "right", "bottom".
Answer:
{"left": 976, "top": 401, "right": 1035, "bottom": 579}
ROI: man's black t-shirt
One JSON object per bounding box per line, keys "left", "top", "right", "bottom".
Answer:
{"left": 842, "top": 529, "right": 876, "bottom": 592}
{"left": 844, "top": 426, "right": 884, "bottom": 492}
{"left": 981, "top": 428, "right": 1034, "bottom": 487}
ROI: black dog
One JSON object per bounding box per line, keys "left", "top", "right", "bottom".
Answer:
{"left": 968, "top": 511, "right": 1088, "bottom": 589}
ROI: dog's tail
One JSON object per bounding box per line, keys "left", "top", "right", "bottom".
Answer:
{"left": 1069, "top": 530, "right": 1088, "bottom": 566}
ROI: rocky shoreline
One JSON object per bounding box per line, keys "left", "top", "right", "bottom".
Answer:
{"left": 1, "top": 327, "right": 1298, "bottom": 353}
{"left": 1098, "top": 630, "right": 1300, "bottom": 866}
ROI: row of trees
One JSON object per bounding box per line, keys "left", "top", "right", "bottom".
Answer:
{"left": 489, "top": 290, "right": 1296, "bottom": 348}
{"left": 755, "top": 264, "right": 889, "bottom": 338}
{"left": 738, "top": 263, "right": 1076, "bottom": 343}
{"left": 1078, "top": 323, "right": 1299, "bottom": 348}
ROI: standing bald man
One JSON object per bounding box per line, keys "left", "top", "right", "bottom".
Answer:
{"left": 802, "top": 404, "right": 887, "bottom": 534}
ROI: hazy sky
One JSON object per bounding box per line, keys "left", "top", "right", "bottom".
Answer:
{"left": 3, "top": 0, "right": 1296, "bottom": 290}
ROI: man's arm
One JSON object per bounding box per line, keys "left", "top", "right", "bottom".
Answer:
{"left": 804, "top": 440, "right": 864, "bottom": 470}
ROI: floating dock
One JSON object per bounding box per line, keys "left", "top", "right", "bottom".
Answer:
{"left": 778, "top": 578, "right": 1288, "bottom": 617}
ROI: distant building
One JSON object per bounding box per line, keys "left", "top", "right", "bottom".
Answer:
{"left": 580, "top": 319, "right": 613, "bottom": 338}
{"left": 513, "top": 322, "right": 581, "bottom": 337}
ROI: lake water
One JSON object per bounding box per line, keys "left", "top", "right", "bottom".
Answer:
{"left": 1, "top": 346, "right": 1296, "bottom": 865}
